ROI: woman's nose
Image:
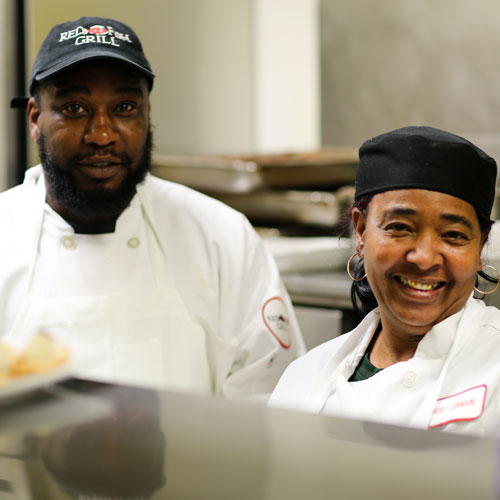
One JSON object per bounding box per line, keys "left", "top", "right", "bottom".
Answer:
{"left": 405, "top": 235, "right": 444, "bottom": 269}
{"left": 84, "top": 111, "right": 118, "bottom": 146}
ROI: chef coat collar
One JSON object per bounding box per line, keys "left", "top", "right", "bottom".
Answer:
{"left": 412, "top": 297, "right": 469, "bottom": 361}
{"left": 350, "top": 297, "right": 469, "bottom": 367}
{"left": 67, "top": 219, "right": 116, "bottom": 234}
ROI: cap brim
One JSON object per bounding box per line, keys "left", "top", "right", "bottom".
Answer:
{"left": 32, "top": 49, "right": 155, "bottom": 91}
{"left": 10, "top": 96, "right": 29, "bottom": 109}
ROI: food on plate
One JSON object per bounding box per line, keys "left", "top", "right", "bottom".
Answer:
{"left": 0, "top": 333, "right": 69, "bottom": 385}
{"left": 0, "top": 343, "right": 16, "bottom": 382}
{"left": 11, "top": 333, "right": 69, "bottom": 376}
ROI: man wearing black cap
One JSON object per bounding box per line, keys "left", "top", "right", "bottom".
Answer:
{"left": 2, "top": 17, "right": 305, "bottom": 396}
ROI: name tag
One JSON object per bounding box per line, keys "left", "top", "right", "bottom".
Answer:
{"left": 429, "top": 384, "right": 487, "bottom": 428}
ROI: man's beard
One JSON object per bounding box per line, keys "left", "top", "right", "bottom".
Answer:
{"left": 38, "top": 129, "right": 153, "bottom": 219}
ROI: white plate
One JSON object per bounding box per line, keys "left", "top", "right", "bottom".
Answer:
{"left": 0, "top": 364, "right": 73, "bottom": 406}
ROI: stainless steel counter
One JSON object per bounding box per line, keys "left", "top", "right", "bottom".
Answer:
{"left": 0, "top": 378, "right": 497, "bottom": 499}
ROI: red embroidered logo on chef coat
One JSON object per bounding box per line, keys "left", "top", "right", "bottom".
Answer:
{"left": 429, "top": 384, "right": 487, "bottom": 428}
{"left": 262, "top": 297, "right": 291, "bottom": 349}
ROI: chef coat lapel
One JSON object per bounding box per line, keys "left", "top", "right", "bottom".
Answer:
{"left": 7, "top": 169, "right": 213, "bottom": 394}
{"left": 136, "top": 177, "right": 239, "bottom": 393}
{"left": 409, "top": 296, "right": 485, "bottom": 428}
{"left": 301, "top": 311, "right": 380, "bottom": 413}
{"left": 21, "top": 166, "right": 47, "bottom": 291}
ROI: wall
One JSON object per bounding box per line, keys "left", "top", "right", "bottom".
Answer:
{"left": 0, "top": 0, "right": 15, "bottom": 191}
{"left": 254, "top": 0, "right": 319, "bottom": 151}
{"left": 320, "top": 0, "right": 500, "bottom": 161}
{"left": 5, "top": 1, "right": 500, "bottom": 185}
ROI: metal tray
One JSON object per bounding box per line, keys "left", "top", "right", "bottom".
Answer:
{"left": 216, "top": 190, "right": 340, "bottom": 227}
{"left": 151, "top": 149, "right": 358, "bottom": 194}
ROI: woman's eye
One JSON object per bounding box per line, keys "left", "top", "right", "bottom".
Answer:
{"left": 443, "top": 231, "right": 469, "bottom": 242}
{"left": 385, "top": 223, "right": 411, "bottom": 233}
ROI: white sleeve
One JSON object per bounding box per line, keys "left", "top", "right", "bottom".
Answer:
{"left": 149, "top": 179, "right": 306, "bottom": 400}
{"left": 217, "top": 215, "right": 306, "bottom": 400}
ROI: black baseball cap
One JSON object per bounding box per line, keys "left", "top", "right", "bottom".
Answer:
{"left": 10, "top": 16, "right": 155, "bottom": 108}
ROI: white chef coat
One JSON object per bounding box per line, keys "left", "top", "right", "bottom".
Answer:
{"left": 0, "top": 165, "right": 305, "bottom": 397}
{"left": 269, "top": 296, "right": 500, "bottom": 436}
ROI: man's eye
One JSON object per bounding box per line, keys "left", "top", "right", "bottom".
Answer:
{"left": 115, "top": 103, "right": 135, "bottom": 112}
{"left": 63, "top": 103, "right": 86, "bottom": 114}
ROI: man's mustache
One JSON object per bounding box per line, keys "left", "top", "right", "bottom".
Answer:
{"left": 68, "top": 150, "right": 133, "bottom": 168}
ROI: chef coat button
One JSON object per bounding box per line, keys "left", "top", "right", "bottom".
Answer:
{"left": 61, "top": 236, "right": 76, "bottom": 250}
{"left": 401, "top": 371, "right": 417, "bottom": 388}
{"left": 127, "top": 237, "right": 140, "bottom": 249}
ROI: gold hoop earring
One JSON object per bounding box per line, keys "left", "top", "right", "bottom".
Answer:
{"left": 474, "top": 264, "right": 500, "bottom": 295}
{"left": 347, "top": 253, "right": 367, "bottom": 281}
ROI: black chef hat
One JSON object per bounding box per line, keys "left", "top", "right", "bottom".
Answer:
{"left": 10, "top": 16, "right": 155, "bottom": 108}
{"left": 356, "top": 126, "right": 497, "bottom": 217}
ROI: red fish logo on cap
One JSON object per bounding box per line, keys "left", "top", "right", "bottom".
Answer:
{"left": 88, "top": 25, "right": 109, "bottom": 35}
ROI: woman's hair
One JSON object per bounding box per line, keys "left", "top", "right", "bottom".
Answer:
{"left": 345, "top": 194, "right": 496, "bottom": 318}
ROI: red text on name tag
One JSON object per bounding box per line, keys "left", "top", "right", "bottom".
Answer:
{"left": 429, "top": 384, "right": 487, "bottom": 429}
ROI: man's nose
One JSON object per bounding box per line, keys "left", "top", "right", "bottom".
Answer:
{"left": 83, "top": 110, "right": 118, "bottom": 146}
{"left": 405, "top": 234, "right": 444, "bottom": 269}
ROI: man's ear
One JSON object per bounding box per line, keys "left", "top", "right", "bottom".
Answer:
{"left": 27, "top": 97, "right": 41, "bottom": 143}
{"left": 351, "top": 207, "right": 367, "bottom": 257}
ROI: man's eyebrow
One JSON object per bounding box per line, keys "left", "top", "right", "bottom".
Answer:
{"left": 54, "top": 84, "right": 144, "bottom": 98}
{"left": 114, "top": 85, "right": 146, "bottom": 96}
{"left": 51, "top": 81, "right": 146, "bottom": 99}
{"left": 53, "top": 85, "right": 90, "bottom": 98}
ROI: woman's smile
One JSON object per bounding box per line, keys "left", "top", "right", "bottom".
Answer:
{"left": 395, "top": 275, "right": 446, "bottom": 292}
{"left": 396, "top": 276, "right": 445, "bottom": 292}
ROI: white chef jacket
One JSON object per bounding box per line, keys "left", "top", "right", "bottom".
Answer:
{"left": 0, "top": 166, "right": 305, "bottom": 397}
{"left": 269, "top": 296, "right": 500, "bottom": 436}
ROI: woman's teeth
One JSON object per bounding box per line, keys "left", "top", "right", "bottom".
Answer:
{"left": 398, "top": 276, "right": 440, "bottom": 291}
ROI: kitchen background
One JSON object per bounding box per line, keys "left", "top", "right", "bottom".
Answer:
{"left": 1, "top": 0, "right": 500, "bottom": 185}
{"left": 1, "top": 0, "right": 500, "bottom": 346}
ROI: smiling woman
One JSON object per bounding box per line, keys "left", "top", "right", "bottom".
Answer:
{"left": 269, "top": 126, "right": 500, "bottom": 436}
